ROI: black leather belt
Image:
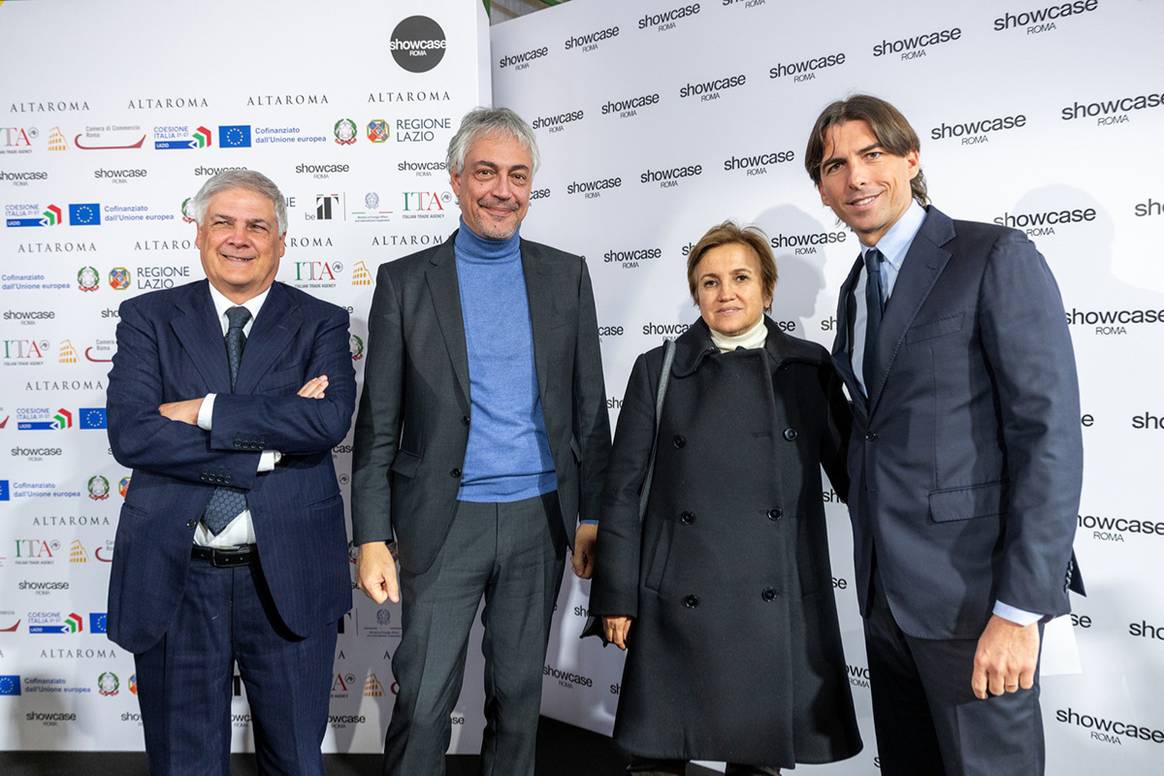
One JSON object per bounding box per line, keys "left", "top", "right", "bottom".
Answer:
{"left": 191, "top": 544, "right": 257, "bottom": 568}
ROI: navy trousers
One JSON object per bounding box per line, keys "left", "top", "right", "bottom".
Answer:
{"left": 863, "top": 560, "right": 1045, "bottom": 776}
{"left": 134, "top": 553, "right": 337, "bottom": 775}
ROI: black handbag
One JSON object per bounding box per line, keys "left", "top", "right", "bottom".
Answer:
{"left": 581, "top": 338, "right": 677, "bottom": 643}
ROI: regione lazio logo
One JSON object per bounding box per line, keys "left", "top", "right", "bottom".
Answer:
{"left": 118, "top": 476, "right": 131, "bottom": 497}
{"left": 108, "top": 267, "right": 131, "bottom": 290}
{"left": 334, "top": 118, "right": 358, "bottom": 145}
{"left": 389, "top": 15, "right": 447, "bottom": 73}
{"left": 219, "top": 125, "right": 252, "bottom": 148}
{"left": 367, "top": 119, "right": 390, "bottom": 143}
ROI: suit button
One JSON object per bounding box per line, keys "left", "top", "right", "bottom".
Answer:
{"left": 679, "top": 510, "right": 695, "bottom": 525}
{"left": 865, "top": 431, "right": 878, "bottom": 441}
{"left": 449, "top": 468, "right": 461, "bottom": 478}
{"left": 462, "top": 415, "right": 470, "bottom": 426}
{"left": 672, "top": 434, "right": 686, "bottom": 449}
{"left": 682, "top": 594, "right": 700, "bottom": 609}
{"left": 186, "top": 520, "right": 196, "bottom": 529}
{"left": 762, "top": 588, "right": 777, "bottom": 602}
{"left": 767, "top": 507, "right": 783, "bottom": 521}
{"left": 782, "top": 428, "right": 798, "bottom": 441}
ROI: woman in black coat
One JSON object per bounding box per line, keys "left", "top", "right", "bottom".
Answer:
{"left": 589, "top": 222, "right": 861, "bottom": 775}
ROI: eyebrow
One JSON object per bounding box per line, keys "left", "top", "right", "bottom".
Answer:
{"left": 473, "top": 160, "right": 531, "bottom": 174}
{"left": 820, "top": 142, "right": 882, "bottom": 171}
{"left": 700, "top": 267, "right": 753, "bottom": 279}
{"left": 210, "top": 213, "right": 272, "bottom": 228}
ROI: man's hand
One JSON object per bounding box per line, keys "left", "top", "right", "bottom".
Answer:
{"left": 604, "top": 615, "right": 633, "bottom": 650}
{"left": 572, "top": 522, "right": 598, "bottom": 579}
{"left": 356, "top": 541, "right": 400, "bottom": 605}
{"left": 971, "top": 614, "right": 1041, "bottom": 700}
{"left": 158, "top": 398, "right": 203, "bottom": 425}
{"left": 298, "top": 375, "right": 329, "bottom": 398}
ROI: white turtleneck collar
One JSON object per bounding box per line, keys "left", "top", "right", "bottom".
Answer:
{"left": 709, "top": 316, "right": 767, "bottom": 352}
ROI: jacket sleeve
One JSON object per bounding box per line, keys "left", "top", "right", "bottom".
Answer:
{"left": 106, "top": 298, "right": 261, "bottom": 488}
{"left": 819, "top": 364, "right": 852, "bottom": 504}
{"left": 588, "top": 351, "right": 656, "bottom": 620}
{"left": 349, "top": 263, "right": 406, "bottom": 545}
{"left": 573, "top": 258, "right": 612, "bottom": 523}
{"left": 978, "top": 230, "right": 1083, "bottom": 616}
{"left": 209, "top": 304, "right": 356, "bottom": 454}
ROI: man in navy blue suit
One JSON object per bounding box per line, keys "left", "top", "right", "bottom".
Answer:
{"left": 803, "top": 95, "right": 1083, "bottom": 776}
{"left": 106, "top": 170, "right": 356, "bottom": 775}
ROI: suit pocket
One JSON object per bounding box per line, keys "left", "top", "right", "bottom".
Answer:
{"left": 643, "top": 520, "right": 674, "bottom": 592}
{"left": 906, "top": 312, "right": 964, "bottom": 344}
{"left": 389, "top": 449, "right": 421, "bottom": 479}
{"left": 929, "top": 480, "right": 1008, "bottom": 523}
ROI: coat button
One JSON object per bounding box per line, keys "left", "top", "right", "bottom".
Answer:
{"left": 672, "top": 434, "right": 686, "bottom": 449}
{"left": 449, "top": 468, "right": 461, "bottom": 478}
{"left": 767, "top": 507, "right": 783, "bottom": 521}
{"left": 682, "top": 594, "right": 700, "bottom": 609}
{"left": 782, "top": 428, "right": 798, "bottom": 441}
{"left": 865, "top": 431, "right": 878, "bottom": 441}
{"left": 462, "top": 415, "right": 470, "bottom": 426}
{"left": 762, "top": 588, "right": 777, "bottom": 602}
{"left": 679, "top": 510, "right": 695, "bottom": 525}
{"left": 186, "top": 520, "right": 196, "bottom": 529}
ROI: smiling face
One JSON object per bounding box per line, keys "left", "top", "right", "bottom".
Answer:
{"left": 694, "top": 242, "right": 772, "bottom": 337}
{"left": 816, "top": 119, "right": 920, "bottom": 246}
{"left": 195, "top": 187, "right": 285, "bottom": 304}
{"left": 449, "top": 131, "right": 532, "bottom": 240}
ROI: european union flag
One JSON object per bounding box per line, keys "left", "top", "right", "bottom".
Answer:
{"left": 79, "top": 407, "right": 107, "bottom": 429}
{"left": 0, "top": 480, "right": 9, "bottom": 501}
{"left": 69, "top": 203, "right": 102, "bottom": 226}
{"left": 89, "top": 613, "right": 108, "bottom": 634}
{"left": 0, "top": 676, "right": 21, "bottom": 696}
{"left": 219, "top": 125, "right": 252, "bottom": 148}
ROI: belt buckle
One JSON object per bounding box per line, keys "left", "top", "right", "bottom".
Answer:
{"left": 209, "top": 546, "right": 254, "bottom": 568}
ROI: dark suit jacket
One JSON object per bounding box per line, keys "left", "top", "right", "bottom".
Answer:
{"left": 833, "top": 206, "right": 1083, "bottom": 640}
{"left": 106, "top": 280, "right": 356, "bottom": 653}
{"left": 350, "top": 231, "right": 611, "bottom": 574}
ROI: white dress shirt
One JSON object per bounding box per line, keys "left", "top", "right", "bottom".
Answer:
{"left": 193, "top": 284, "right": 280, "bottom": 548}
{"left": 849, "top": 201, "right": 1040, "bottom": 627}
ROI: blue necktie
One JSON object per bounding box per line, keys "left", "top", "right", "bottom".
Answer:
{"left": 203, "top": 306, "right": 251, "bottom": 535}
{"left": 863, "top": 248, "right": 885, "bottom": 399}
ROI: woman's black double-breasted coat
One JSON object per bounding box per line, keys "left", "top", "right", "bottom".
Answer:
{"left": 589, "top": 317, "right": 862, "bottom": 768}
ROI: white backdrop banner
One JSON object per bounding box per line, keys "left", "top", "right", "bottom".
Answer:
{"left": 0, "top": 0, "right": 492, "bottom": 754}
{"left": 492, "top": 0, "right": 1164, "bottom": 773}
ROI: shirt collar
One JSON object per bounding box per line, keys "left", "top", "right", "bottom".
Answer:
{"left": 859, "top": 200, "right": 927, "bottom": 271}
{"left": 207, "top": 282, "right": 270, "bottom": 331}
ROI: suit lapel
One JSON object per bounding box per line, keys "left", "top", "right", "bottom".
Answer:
{"left": 831, "top": 256, "right": 866, "bottom": 421}
{"left": 867, "top": 207, "right": 955, "bottom": 416}
{"left": 520, "top": 240, "right": 553, "bottom": 400}
{"left": 235, "top": 283, "right": 300, "bottom": 395}
{"left": 171, "top": 280, "right": 231, "bottom": 392}
{"left": 425, "top": 235, "right": 471, "bottom": 408}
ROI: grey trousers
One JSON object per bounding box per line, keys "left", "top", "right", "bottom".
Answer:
{"left": 383, "top": 492, "right": 566, "bottom": 776}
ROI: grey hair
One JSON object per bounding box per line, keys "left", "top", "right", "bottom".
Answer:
{"left": 446, "top": 106, "right": 540, "bottom": 176}
{"left": 189, "top": 169, "right": 288, "bottom": 234}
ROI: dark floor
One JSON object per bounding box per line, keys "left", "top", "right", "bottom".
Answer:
{"left": 0, "top": 716, "right": 719, "bottom": 775}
